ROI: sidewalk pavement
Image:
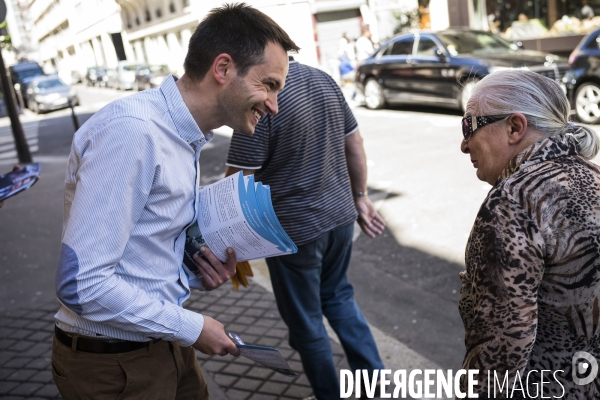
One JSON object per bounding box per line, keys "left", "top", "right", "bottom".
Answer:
{"left": 0, "top": 264, "right": 347, "bottom": 400}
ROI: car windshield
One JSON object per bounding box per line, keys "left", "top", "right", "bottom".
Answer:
{"left": 436, "top": 31, "right": 519, "bottom": 56}
{"left": 36, "top": 79, "right": 67, "bottom": 91}
{"left": 14, "top": 69, "right": 44, "bottom": 81}
{"left": 149, "top": 65, "right": 169, "bottom": 73}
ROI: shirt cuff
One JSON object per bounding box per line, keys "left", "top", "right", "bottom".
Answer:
{"left": 175, "top": 309, "right": 204, "bottom": 347}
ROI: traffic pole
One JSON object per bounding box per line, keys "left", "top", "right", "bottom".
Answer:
{"left": 0, "top": 48, "right": 31, "bottom": 163}
{"left": 69, "top": 99, "right": 79, "bottom": 132}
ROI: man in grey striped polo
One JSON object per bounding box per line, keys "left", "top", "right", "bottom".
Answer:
{"left": 52, "top": 4, "right": 299, "bottom": 400}
{"left": 226, "top": 57, "right": 385, "bottom": 399}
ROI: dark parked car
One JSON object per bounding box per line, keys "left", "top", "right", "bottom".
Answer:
{"left": 563, "top": 28, "right": 600, "bottom": 124}
{"left": 355, "top": 29, "right": 568, "bottom": 111}
{"left": 134, "top": 65, "right": 171, "bottom": 90}
{"left": 85, "top": 67, "right": 109, "bottom": 87}
{"left": 8, "top": 61, "right": 45, "bottom": 108}
{"left": 25, "top": 76, "right": 79, "bottom": 114}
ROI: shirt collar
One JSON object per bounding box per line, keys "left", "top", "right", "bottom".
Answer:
{"left": 498, "top": 134, "right": 579, "bottom": 183}
{"left": 160, "top": 75, "right": 213, "bottom": 146}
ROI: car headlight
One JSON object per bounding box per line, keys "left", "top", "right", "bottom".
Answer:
{"left": 150, "top": 76, "right": 165, "bottom": 86}
{"left": 35, "top": 93, "right": 60, "bottom": 102}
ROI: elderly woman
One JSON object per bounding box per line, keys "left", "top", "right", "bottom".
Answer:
{"left": 459, "top": 69, "right": 600, "bottom": 399}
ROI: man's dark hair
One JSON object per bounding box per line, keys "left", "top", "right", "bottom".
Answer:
{"left": 184, "top": 3, "right": 300, "bottom": 80}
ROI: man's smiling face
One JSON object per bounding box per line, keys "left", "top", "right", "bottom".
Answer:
{"left": 219, "top": 42, "right": 289, "bottom": 135}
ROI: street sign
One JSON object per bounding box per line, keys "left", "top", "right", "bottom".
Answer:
{"left": 0, "top": 0, "right": 6, "bottom": 24}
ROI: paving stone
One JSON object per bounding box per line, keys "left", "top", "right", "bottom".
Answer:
{"left": 8, "top": 382, "right": 43, "bottom": 396}
{"left": 253, "top": 319, "right": 277, "bottom": 328}
{"left": 218, "top": 298, "right": 236, "bottom": 306}
{"left": 254, "top": 337, "right": 281, "bottom": 348}
{"left": 225, "top": 388, "right": 252, "bottom": 400}
{"left": 27, "top": 331, "right": 53, "bottom": 342}
{"left": 235, "top": 316, "right": 257, "bottom": 325}
{"left": 224, "top": 323, "right": 248, "bottom": 333}
{"left": 7, "top": 329, "right": 34, "bottom": 340}
{"left": 22, "top": 342, "right": 52, "bottom": 357}
{"left": 264, "top": 328, "right": 287, "bottom": 339}
{"left": 243, "top": 308, "right": 266, "bottom": 317}
{"left": 217, "top": 314, "right": 236, "bottom": 323}
{"left": 206, "top": 305, "right": 227, "bottom": 313}
{"left": 29, "top": 369, "right": 53, "bottom": 383}
{"left": 10, "top": 340, "right": 36, "bottom": 353}
{"left": 213, "top": 373, "right": 238, "bottom": 386}
{"left": 25, "top": 357, "right": 51, "bottom": 370}
{"left": 293, "top": 374, "right": 311, "bottom": 387}
{"left": 257, "top": 381, "right": 289, "bottom": 395}
{"left": 0, "top": 338, "right": 17, "bottom": 350}
{"left": 4, "top": 357, "right": 34, "bottom": 369}
{"left": 248, "top": 393, "right": 278, "bottom": 400}
{"left": 233, "top": 377, "right": 263, "bottom": 391}
{"left": 235, "top": 299, "right": 256, "bottom": 308}
{"left": 245, "top": 326, "right": 268, "bottom": 335}
{"left": 26, "top": 311, "right": 46, "bottom": 320}
{"left": 245, "top": 366, "right": 275, "bottom": 380}
{"left": 33, "top": 383, "right": 60, "bottom": 398}
{"left": 253, "top": 301, "right": 273, "bottom": 309}
{"left": 221, "top": 363, "right": 251, "bottom": 376}
{"left": 28, "top": 320, "right": 52, "bottom": 331}
{"left": 270, "top": 373, "right": 297, "bottom": 384}
{"left": 0, "top": 380, "right": 19, "bottom": 395}
{"left": 6, "top": 368, "right": 38, "bottom": 381}
{"left": 199, "top": 359, "right": 228, "bottom": 373}
{"left": 283, "top": 385, "right": 313, "bottom": 399}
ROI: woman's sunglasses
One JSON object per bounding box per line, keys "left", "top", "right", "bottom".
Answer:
{"left": 461, "top": 115, "right": 510, "bottom": 141}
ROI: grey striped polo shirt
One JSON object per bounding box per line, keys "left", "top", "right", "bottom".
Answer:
{"left": 226, "top": 61, "right": 358, "bottom": 246}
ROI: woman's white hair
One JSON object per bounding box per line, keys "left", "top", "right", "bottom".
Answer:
{"left": 466, "top": 69, "right": 600, "bottom": 160}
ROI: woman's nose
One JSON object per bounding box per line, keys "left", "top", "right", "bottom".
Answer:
{"left": 460, "top": 139, "right": 470, "bottom": 154}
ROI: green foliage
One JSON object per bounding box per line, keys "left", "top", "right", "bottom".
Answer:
{"left": 0, "top": 21, "right": 13, "bottom": 50}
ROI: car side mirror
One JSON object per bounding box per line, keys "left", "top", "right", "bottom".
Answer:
{"left": 513, "top": 41, "right": 523, "bottom": 49}
{"left": 434, "top": 48, "right": 447, "bottom": 60}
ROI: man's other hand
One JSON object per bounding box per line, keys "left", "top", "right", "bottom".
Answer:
{"left": 192, "top": 316, "right": 241, "bottom": 357}
{"left": 193, "top": 247, "right": 237, "bottom": 290}
{"left": 355, "top": 197, "right": 385, "bottom": 238}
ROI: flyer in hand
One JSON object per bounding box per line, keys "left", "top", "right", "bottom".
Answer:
{"left": 0, "top": 163, "right": 41, "bottom": 202}
{"left": 227, "top": 332, "right": 298, "bottom": 377}
{"left": 183, "top": 172, "right": 297, "bottom": 273}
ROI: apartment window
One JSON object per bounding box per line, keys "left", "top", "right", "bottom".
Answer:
{"left": 156, "top": 7, "right": 162, "bottom": 18}
{"left": 145, "top": 8, "right": 151, "bottom": 22}
{"left": 169, "top": 2, "right": 175, "bottom": 13}
{"left": 183, "top": 0, "right": 190, "bottom": 8}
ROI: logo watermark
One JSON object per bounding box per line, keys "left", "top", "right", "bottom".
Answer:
{"left": 339, "top": 352, "right": 598, "bottom": 399}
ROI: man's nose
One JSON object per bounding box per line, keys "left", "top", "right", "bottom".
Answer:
{"left": 266, "top": 93, "right": 278, "bottom": 115}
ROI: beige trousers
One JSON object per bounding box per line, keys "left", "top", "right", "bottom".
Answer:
{"left": 51, "top": 335, "right": 209, "bottom": 400}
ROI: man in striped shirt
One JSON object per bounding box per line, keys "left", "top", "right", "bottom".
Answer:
{"left": 52, "top": 4, "right": 299, "bottom": 400}
{"left": 226, "top": 58, "right": 385, "bottom": 399}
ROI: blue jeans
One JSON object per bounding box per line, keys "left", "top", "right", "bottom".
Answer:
{"left": 267, "top": 223, "right": 384, "bottom": 400}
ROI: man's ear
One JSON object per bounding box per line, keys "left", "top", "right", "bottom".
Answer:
{"left": 507, "top": 112, "right": 528, "bottom": 145}
{"left": 212, "top": 53, "right": 234, "bottom": 85}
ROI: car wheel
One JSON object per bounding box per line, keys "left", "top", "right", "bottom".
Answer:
{"left": 575, "top": 82, "right": 600, "bottom": 124}
{"left": 459, "top": 80, "right": 477, "bottom": 113}
{"left": 364, "top": 78, "right": 385, "bottom": 110}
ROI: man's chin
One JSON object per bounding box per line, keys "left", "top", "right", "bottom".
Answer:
{"left": 234, "top": 124, "right": 256, "bottom": 136}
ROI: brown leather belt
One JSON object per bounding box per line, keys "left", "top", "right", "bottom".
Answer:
{"left": 54, "top": 325, "right": 161, "bottom": 354}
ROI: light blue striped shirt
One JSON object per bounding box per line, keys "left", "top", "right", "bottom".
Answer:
{"left": 55, "top": 75, "right": 212, "bottom": 346}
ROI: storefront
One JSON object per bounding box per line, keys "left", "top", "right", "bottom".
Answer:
{"left": 446, "top": 0, "right": 599, "bottom": 56}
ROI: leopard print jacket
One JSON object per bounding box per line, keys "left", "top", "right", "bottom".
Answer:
{"left": 459, "top": 134, "right": 600, "bottom": 399}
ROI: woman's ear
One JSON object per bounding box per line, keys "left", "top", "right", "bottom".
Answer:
{"left": 507, "top": 113, "right": 528, "bottom": 145}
